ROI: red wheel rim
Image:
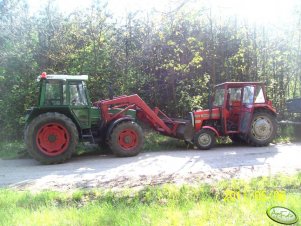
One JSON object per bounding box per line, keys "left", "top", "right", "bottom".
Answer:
{"left": 36, "top": 123, "right": 70, "bottom": 156}
{"left": 118, "top": 129, "right": 138, "bottom": 150}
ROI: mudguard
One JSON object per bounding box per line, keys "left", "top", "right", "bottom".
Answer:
{"left": 202, "top": 126, "right": 220, "bottom": 137}
{"left": 105, "top": 117, "right": 134, "bottom": 140}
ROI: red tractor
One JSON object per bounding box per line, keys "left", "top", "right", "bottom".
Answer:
{"left": 192, "top": 82, "right": 277, "bottom": 149}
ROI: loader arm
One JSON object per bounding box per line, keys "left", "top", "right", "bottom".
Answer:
{"left": 94, "top": 94, "right": 193, "bottom": 139}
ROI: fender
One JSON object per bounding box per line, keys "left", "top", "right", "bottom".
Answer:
{"left": 105, "top": 117, "right": 134, "bottom": 140}
{"left": 202, "top": 126, "right": 220, "bottom": 137}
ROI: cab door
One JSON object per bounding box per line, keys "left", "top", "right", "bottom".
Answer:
{"left": 239, "top": 85, "right": 255, "bottom": 133}
{"left": 225, "top": 87, "right": 243, "bottom": 132}
{"left": 68, "top": 81, "right": 90, "bottom": 129}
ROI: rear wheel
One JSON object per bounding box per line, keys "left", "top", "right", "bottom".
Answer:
{"left": 194, "top": 129, "right": 216, "bottom": 150}
{"left": 24, "top": 112, "right": 78, "bottom": 164}
{"left": 247, "top": 111, "right": 277, "bottom": 146}
{"left": 108, "top": 121, "right": 144, "bottom": 157}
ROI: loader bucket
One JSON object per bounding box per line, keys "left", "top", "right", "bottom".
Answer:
{"left": 175, "top": 122, "right": 194, "bottom": 141}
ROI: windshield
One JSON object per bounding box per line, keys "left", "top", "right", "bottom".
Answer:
{"left": 254, "top": 86, "right": 265, "bottom": 103}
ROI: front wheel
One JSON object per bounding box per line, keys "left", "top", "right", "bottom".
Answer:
{"left": 108, "top": 121, "right": 144, "bottom": 157}
{"left": 194, "top": 129, "right": 216, "bottom": 150}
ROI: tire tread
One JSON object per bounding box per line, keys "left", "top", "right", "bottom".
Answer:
{"left": 108, "top": 121, "right": 144, "bottom": 157}
{"left": 247, "top": 110, "right": 277, "bottom": 147}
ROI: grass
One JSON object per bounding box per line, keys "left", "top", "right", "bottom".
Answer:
{"left": 276, "top": 124, "right": 301, "bottom": 143}
{"left": 143, "top": 131, "right": 187, "bottom": 151}
{"left": 74, "top": 131, "right": 187, "bottom": 157}
{"left": 0, "top": 141, "right": 28, "bottom": 159}
{"left": 0, "top": 173, "right": 300, "bottom": 226}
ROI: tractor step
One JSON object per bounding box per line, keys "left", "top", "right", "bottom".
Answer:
{"left": 82, "top": 129, "right": 95, "bottom": 143}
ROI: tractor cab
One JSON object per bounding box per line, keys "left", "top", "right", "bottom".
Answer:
{"left": 33, "top": 73, "right": 97, "bottom": 130}
{"left": 25, "top": 73, "right": 103, "bottom": 144}
{"left": 37, "top": 73, "right": 89, "bottom": 107}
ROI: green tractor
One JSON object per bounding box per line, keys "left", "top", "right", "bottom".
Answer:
{"left": 24, "top": 73, "right": 143, "bottom": 164}
{"left": 24, "top": 73, "right": 194, "bottom": 164}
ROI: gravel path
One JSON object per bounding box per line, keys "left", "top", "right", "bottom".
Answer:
{"left": 0, "top": 143, "right": 300, "bottom": 191}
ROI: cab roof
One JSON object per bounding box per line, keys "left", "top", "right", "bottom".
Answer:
{"left": 215, "top": 82, "right": 265, "bottom": 88}
{"left": 37, "top": 73, "right": 88, "bottom": 81}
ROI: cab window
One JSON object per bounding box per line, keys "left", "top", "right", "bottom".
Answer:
{"left": 228, "top": 88, "right": 242, "bottom": 103}
{"left": 45, "top": 80, "right": 66, "bottom": 105}
{"left": 69, "top": 82, "right": 88, "bottom": 106}
{"left": 254, "top": 86, "right": 265, "bottom": 103}
{"left": 213, "top": 88, "right": 225, "bottom": 107}
{"left": 242, "top": 86, "right": 255, "bottom": 104}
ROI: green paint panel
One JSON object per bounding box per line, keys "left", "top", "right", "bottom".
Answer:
{"left": 90, "top": 107, "right": 101, "bottom": 127}
{"left": 109, "top": 108, "right": 136, "bottom": 119}
{"left": 72, "top": 109, "right": 89, "bottom": 127}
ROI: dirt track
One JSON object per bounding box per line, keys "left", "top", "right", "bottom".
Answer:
{"left": 0, "top": 143, "right": 300, "bottom": 191}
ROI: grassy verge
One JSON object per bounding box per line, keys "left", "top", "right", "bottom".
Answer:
{"left": 143, "top": 131, "right": 187, "bottom": 151}
{"left": 0, "top": 141, "right": 28, "bottom": 159}
{"left": 276, "top": 124, "right": 301, "bottom": 143}
{"left": 74, "top": 132, "right": 188, "bottom": 157}
{"left": 0, "top": 173, "right": 300, "bottom": 226}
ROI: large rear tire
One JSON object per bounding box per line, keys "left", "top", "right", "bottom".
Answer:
{"left": 108, "top": 121, "right": 144, "bottom": 157}
{"left": 247, "top": 111, "right": 277, "bottom": 146}
{"left": 194, "top": 128, "right": 216, "bottom": 150}
{"left": 24, "top": 112, "right": 78, "bottom": 164}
